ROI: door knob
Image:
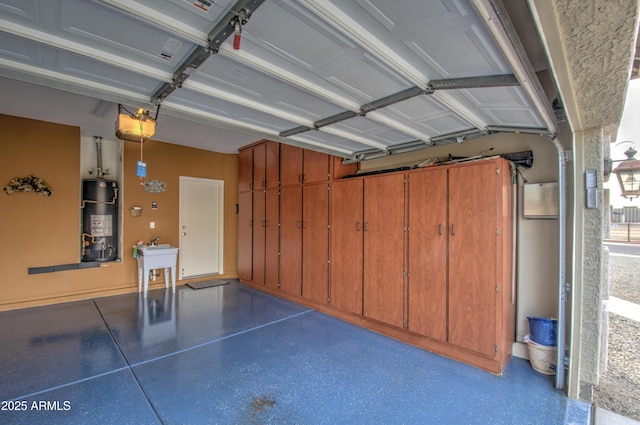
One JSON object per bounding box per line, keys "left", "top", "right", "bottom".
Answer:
{"left": 181, "top": 232, "right": 187, "bottom": 236}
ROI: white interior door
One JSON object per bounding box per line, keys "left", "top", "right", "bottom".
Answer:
{"left": 179, "top": 177, "right": 224, "bottom": 278}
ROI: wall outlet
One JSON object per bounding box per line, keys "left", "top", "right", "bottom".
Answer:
{"left": 150, "top": 221, "right": 155, "bottom": 229}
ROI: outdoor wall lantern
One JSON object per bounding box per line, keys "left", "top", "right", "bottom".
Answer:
{"left": 613, "top": 146, "right": 640, "bottom": 199}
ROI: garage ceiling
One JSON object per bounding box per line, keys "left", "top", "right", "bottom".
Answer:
{"left": 0, "top": 0, "right": 557, "bottom": 158}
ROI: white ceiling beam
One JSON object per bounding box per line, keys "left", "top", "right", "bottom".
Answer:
{"left": 182, "top": 80, "right": 315, "bottom": 126}
{"left": 99, "top": 0, "right": 209, "bottom": 45}
{"left": 319, "top": 126, "right": 389, "bottom": 151}
{"left": 286, "top": 135, "right": 354, "bottom": 156}
{"left": 162, "top": 100, "right": 283, "bottom": 135}
{"left": 0, "top": 18, "right": 173, "bottom": 82}
{"left": 366, "top": 111, "right": 433, "bottom": 142}
{"left": 219, "top": 44, "right": 362, "bottom": 112}
{"left": 296, "top": 0, "right": 489, "bottom": 131}
{"left": 219, "top": 45, "right": 440, "bottom": 146}
{"left": 470, "top": 0, "right": 557, "bottom": 135}
{"left": 0, "top": 57, "right": 152, "bottom": 105}
{"left": 159, "top": 100, "right": 358, "bottom": 157}
{"left": 296, "top": 0, "right": 428, "bottom": 88}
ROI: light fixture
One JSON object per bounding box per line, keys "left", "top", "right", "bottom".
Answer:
{"left": 115, "top": 104, "right": 156, "bottom": 142}
{"left": 613, "top": 146, "right": 640, "bottom": 199}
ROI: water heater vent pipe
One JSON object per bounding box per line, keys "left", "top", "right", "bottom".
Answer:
{"left": 93, "top": 136, "right": 109, "bottom": 179}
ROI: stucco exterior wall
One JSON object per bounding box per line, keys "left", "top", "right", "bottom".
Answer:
{"left": 573, "top": 128, "right": 606, "bottom": 399}
{"left": 528, "top": 0, "right": 639, "bottom": 399}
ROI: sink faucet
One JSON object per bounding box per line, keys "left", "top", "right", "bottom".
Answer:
{"left": 149, "top": 237, "right": 160, "bottom": 246}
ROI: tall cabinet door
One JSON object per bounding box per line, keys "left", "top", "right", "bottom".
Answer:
{"left": 330, "top": 178, "right": 363, "bottom": 315}
{"left": 407, "top": 169, "right": 448, "bottom": 341}
{"left": 238, "top": 191, "right": 253, "bottom": 282}
{"left": 253, "top": 144, "right": 266, "bottom": 190}
{"left": 302, "top": 183, "right": 329, "bottom": 304}
{"left": 279, "top": 186, "right": 302, "bottom": 296}
{"left": 238, "top": 149, "right": 252, "bottom": 192}
{"left": 280, "top": 144, "right": 303, "bottom": 186}
{"left": 363, "top": 173, "right": 405, "bottom": 328}
{"left": 252, "top": 190, "right": 266, "bottom": 285}
{"left": 302, "top": 150, "right": 329, "bottom": 183}
{"left": 265, "top": 141, "right": 280, "bottom": 188}
{"left": 448, "top": 162, "right": 499, "bottom": 357}
{"left": 265, "top": 189, "right": 279, "bottom": 289}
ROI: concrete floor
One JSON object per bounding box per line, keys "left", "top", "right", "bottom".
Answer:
{"left": 0, "top": 281, "right": 591, "bottom": 424}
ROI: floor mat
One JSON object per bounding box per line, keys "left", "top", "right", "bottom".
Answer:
{"left": 186, "top": 280, "right": 229, "bottom": 290}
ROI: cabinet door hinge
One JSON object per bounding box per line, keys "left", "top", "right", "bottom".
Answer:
{"left": 496, "top": 285, "right": 499, "bottom": 293}
{"left": 496, "top": 167, "right": 500, "bottom": 175}
{"left": 496, "top": 227, "right": 500, "bottom": 236}
{"left": 495, "top": 344, "right": 499, "bottom": 352}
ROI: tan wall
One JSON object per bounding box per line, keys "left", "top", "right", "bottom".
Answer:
{"left": 0, "top": 114, "right": 239, "bottom": 311}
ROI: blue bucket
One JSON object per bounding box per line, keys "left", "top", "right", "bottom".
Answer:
{"left": 527, "top": 317, "right": 557, "bottom": 346}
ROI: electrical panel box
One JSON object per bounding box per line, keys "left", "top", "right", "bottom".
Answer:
{"left": 524, "top": 182, "right": 559, "bottom": 219}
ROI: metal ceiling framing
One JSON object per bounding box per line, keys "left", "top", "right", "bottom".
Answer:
{"left": 0, "top": 0, "right": 557, "bottom": 160}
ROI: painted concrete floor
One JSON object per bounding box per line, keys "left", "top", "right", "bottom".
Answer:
{"left": 0, "top": 281, "right": 590, "bottom": 424}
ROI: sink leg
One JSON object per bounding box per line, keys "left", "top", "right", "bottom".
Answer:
{"left": 143, "top": 267, "right": 149, "bottom": 298}
{"left": 171, "top": 266, "right": 176, "bottom": 293}
{"left": 164, "top": 268, "right": 170, "bottom": 290}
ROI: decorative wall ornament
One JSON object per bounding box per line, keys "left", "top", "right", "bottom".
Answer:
{"left": 143, "top": 179, "right": 166, "bottom": 193}
{"left": 4, "top": 175, "right": 53, "bottom": 196}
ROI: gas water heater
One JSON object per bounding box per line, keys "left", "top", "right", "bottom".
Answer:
{"left": 81, "top": 178, "right": 119, "bottom": 262}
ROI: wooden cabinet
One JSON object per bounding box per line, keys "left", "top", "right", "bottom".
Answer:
{"left": 302, "top": 183, "right": 329, "bottom": 304}
{"left": 407, "top": 159, "right": 514, "bottom": 368}
{"left": 238, "top": 140, "right": 514, "bottom": 374}
{"left": 252, "top": 190, "right": 266, "bottom": 285}
{"left": 249, "top": 188, "right": 280, "bottom": 288}
{"left": 238, "top": 148, "right": 252, "bottom": 193}
{"left": 448, "top": 161, "right": 509, "bottom": 357}
{"left": 279, "top": 185, "right": 302, "bottom": 296}
{"left": 363, "top": 173, "right": 405, "bottom": 328}
{"left": 253, "top": 141, "right": 279, "bottom": 189}
{"left": 330, "top": 174, "right": 404, "bottom": 326}
{"left": 280, "top": 144, "right": 303, "bottom": 186}
{"left": 329, "top": 178, "right": 364, "bottom": 315}
{"left": 238, "top": 141, "right": 279, "bottom": 286}
{"left": 407, "top": 168, "right": 447, "bottom": 342}
{"left": 279, "top": 144, "right": 329, "bottom": 185}
{"left": 303, "top": 149, "right": 329, "bottom": 183}
{"left": 237, "top": 191, "right": 253, "bottom": 282}
{"left": 264, "top": 189, "right": 279, "bottom": 289}
{"left": 331, "top": 156, "right": 358, "bottom": 180}
{"left": 239, "top": 141, "right": 279, "bottom": 191}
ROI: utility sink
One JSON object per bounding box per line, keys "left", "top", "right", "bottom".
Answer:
{"left": 144, "top": 243, "right": 172, "bottom": 249}
{"left": 137, "top": 245, "right": 179, "bottom": 298}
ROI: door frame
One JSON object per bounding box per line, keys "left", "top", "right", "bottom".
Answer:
{"left": 179, "top": 176, "right": 224, "bottom": 278}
